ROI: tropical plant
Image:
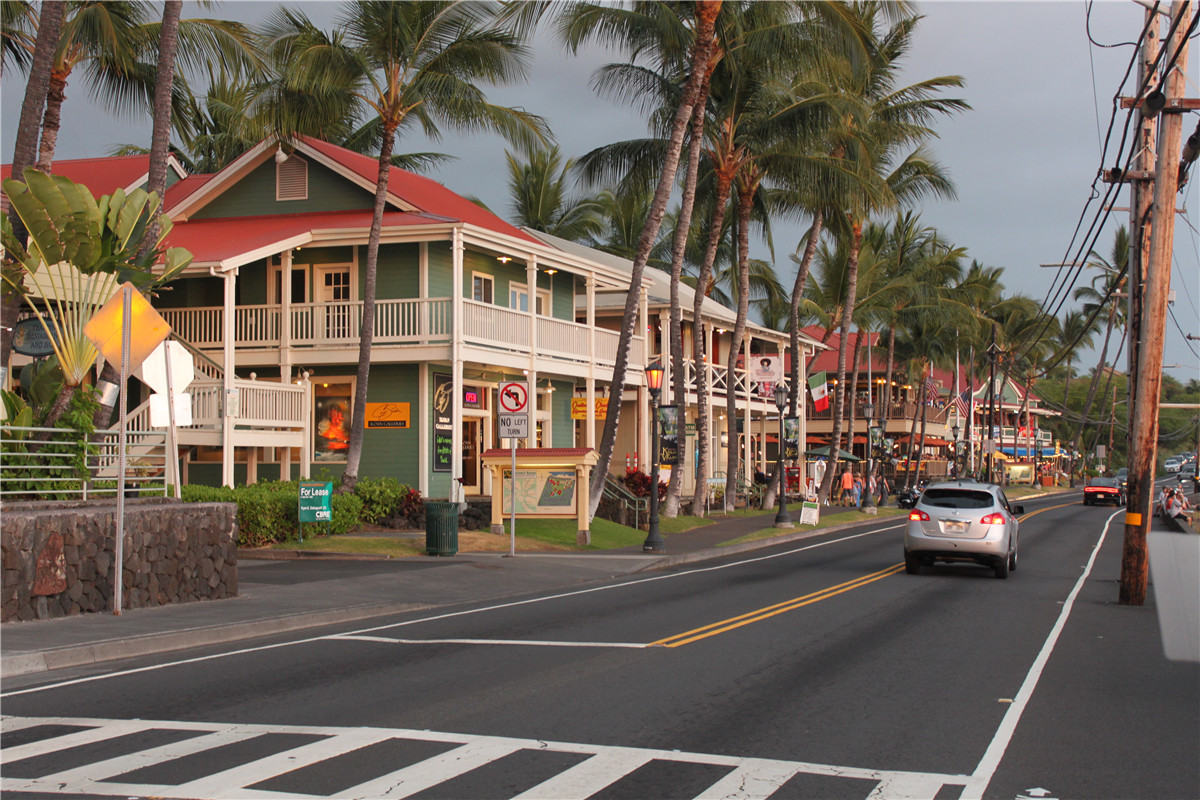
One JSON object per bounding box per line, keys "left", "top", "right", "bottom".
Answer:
{"left": 1, "top": 170, "right": 192, "bottom": 426}
{"left": 264, "top": 1, "right": 549, "bottom": 493}
{"left": 503, "top": 142, "right": 605, "bottom": 241}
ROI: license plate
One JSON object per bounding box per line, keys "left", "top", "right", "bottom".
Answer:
{"left": 944, "top": 521, "right": 967, "bottom": 533}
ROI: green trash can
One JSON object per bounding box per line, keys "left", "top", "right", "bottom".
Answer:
{"left": 424, "top": 501, "right": 459, "bottom": 556}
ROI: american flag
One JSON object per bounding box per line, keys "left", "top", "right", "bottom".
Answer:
{"left": 952, "top": 389, "right": 970, "bottom": 418}
{"left": 924, "top": 372, "right": 940, "bottom": 404}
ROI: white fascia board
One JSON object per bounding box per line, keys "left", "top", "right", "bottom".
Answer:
{"left": 211, "top": 232, "right": 314, "bottom": 273}
{"left": 293, "top": 141, "right": 417, "bottom": 212}
{"left": 169, "top": 140, "right": 276, "bottom": 221}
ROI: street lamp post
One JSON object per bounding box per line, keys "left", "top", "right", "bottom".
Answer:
{"left": 951, "top": 422, "right": 960, "bottom": 478}
{"left": 862, "top": 402, "right": 876, "bottom": 508}
{"left": 643, "top": 361, "right": 665, "bottom": 552}
{"left": 773, "top": 384, "right": 793, "bottom": 527}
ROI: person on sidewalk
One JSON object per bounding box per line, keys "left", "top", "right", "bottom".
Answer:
{"left": 840, "top": 467, "right": 854, "bottom": 506}
{"left": 852, "top": 472, "right": 863, "bottom": 507}
{"left": 877, "top": 474, "right": 890, "bottom": 506}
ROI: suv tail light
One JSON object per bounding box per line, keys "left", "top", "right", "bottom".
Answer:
{"left": 909, "top": 510, "right": 930, "bottom": 521}
{"left": 980, "top": 512, "right": 1006, "bottom": 525}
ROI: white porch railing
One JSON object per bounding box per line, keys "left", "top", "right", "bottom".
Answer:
{"left": 164, "top": 299, "right": 645, "bottom": 370}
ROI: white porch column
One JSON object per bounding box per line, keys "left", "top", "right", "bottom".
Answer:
{"left": 742, "top": 342, "right": 752, "bottom": 481}
{"left": 280, "top": 249, "right": 293, "bottom": 363}
{"left": 221, "top": 267, "right": 237, "bottom": 488}
{"left": 659, "top": 309, "right": 671, "bottom": 403}
{"left": 419, "top": 362, "right": 430, "bottom": 496}
{"left": 639, "top": 384, "right": 649, "bottom": 474}
{"left": 800, "top": 344, "right": 810, "bottom": 491}
{"left": 639, "top": 286, "right": 649, "bottom": 365}
{"left": 451, "top": 228, "right": 465, "bottom": 495}
{"left": 586, "top": 277, "right": 596, "bottom": 450}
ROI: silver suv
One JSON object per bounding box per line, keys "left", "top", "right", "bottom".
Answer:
{"left": 904, "top": 481, "right": 1023, "bottom": 579}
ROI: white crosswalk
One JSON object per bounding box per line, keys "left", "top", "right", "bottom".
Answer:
{"left": 1, "top": 715, "right": 970, "bottom": 800}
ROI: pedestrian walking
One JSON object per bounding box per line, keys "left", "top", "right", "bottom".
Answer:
{"left": 840, "top": 467, "right": 854, "bottom": 506}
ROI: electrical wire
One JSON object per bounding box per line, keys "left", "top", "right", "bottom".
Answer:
{"left": 1015, "top": 3, "right": 1198, "bottom": 371}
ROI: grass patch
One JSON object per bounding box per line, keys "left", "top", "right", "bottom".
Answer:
{"left": 272, "top": 536, "right": 425, "bottom": 558}
{"left": 719, "top": 506, "right": 909, "bottom": 546}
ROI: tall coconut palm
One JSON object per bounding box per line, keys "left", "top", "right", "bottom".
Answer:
{"left": 504, "top": 142, "right": 605, "bottom": 241}
{"left": 1069, "top": 226, "right": 1129, "bottom": 478}
{"left": 1053, "top": 309, "right": 1097, "bottom": 410}
{"left": 562, "top": 0, "right": 724, "bottom": 518}
{"left": 2, "top": 1, "right": 261, "bottom": 171}
{"left": 267, "top": 1, "right": 549, "bottom": 493}
{"left": 813, "top": 2, "right": 966, "bottom": 503}
{"left": 2, "top": 0, "right": 62, "bottom": 373}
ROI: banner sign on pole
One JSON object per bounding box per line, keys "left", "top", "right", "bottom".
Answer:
{"left": 658, "top": 405, "right": 680, "bottom": 466}
{"left": 784, "top": 416, "right": 799, "bottom": 461}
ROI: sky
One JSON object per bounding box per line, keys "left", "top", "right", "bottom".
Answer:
{"left": 2, "top": 0, "right": 1198, "bottom": 377}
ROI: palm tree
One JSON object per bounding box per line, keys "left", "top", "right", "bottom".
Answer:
{"left": 1053, "top": 309, "right": 1097, "bottom": 412}
{"left": 561, "top": 0, "right": 723, "bottom": 518}
{"left": 2, "top": 0, "right": 62, "bottom": 373}
{"left": 266, "top": 1, "right": 548, "bottom": 493}
{"left": 1069, "top": 226, "right": 1129, "bottom": 478}
{"left": 2, "top": 1, "right": 260, "bottom": 171}
{"left": 504, "top": 142, "right": 605, "bottom": 241}
{"left": 813, "top": 2, "right": 966, "bottom": 502}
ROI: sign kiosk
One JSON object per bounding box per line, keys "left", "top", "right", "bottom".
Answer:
{"left": 481, "top": 448, "right": 599, "bottom": 547}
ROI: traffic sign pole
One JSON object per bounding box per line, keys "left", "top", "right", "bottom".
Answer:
{"left": 498, "top": 381, "right": 530, "bottom": 558}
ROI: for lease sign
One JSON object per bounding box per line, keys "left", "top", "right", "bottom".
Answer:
{"left": 299, "top": 481, "right": 333, "bottom": 522}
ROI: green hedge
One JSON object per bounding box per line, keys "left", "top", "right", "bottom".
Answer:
{"left": 181, "top": 480, "right": 403, "bottom": 547}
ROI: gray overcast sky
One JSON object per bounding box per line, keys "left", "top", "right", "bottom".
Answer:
{"left": 3, "top": 0, "right": 1197, "bottom": 374}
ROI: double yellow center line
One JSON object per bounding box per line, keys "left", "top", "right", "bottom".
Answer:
{"left": 649, "top": 563, "right": 905, "bottom": 648}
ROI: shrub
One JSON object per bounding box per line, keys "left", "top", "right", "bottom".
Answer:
{"left": 330, "top": 493, "right": 363, "bottom": 537}
{"left": 621, "top": 467, "right": 666, "bottom": 500}
{"left": 354, "top": 476, "right": 409, "bottom": 524}
{"left": 235, "top": 486, "right": 298, "bottom": 547}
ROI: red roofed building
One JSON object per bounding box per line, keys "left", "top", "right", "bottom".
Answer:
{"left": 5, "top": 137, "right": 826, "bottom": 503}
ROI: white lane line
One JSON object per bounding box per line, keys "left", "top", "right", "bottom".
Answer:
{"left": 2, "top": 526, "right": 899, "bottom": 699}
{"left": 329, "top": 634, "right": 648, "bottom": 649}
{"left": 960, "top": 509, "right": 1120, "bottom": 800}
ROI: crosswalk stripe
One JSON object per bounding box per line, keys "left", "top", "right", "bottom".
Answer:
{"left": 510, "top": 748, "right": 655, "bottom": 799}
{"left": 1, "top": 715, "right": 972, "bottom": 800}
{"left": 330, "top": 739, "right": 527, "bottom": 799}
{"left": 175, "top": 729, "right": 395, "bottom": 799}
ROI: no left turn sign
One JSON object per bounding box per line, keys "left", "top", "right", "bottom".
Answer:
{"left": 499, "top": 381, "right": 530, "bottom": 413}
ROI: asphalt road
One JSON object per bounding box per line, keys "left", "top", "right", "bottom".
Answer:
{"left": 3, "top": 492, "right": 1197, "bottom": 800}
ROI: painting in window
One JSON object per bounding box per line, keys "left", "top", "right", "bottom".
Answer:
{"left": 315, "top": 390, "right": 352, "bottom": 462}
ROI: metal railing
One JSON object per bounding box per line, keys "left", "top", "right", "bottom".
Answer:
{"left": 1, "top": 425, "right": 169, "bottom": 500}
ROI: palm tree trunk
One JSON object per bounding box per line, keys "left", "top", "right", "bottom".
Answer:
{"left": 902, "top": 366, "right": 925, "bottom": 487}
{"left": 340, "top": 124, "right": 396, "bottom": 493}
{"left": 664, "top": 80, "right": 710, "bottom": 518}
{"left": 590, "top": 0, "right": 720, "bottom": 519}
{"left": 723, "top": 186, "right": 754, "bottom": 511}
{"left": 844, "top": 330, "right": 863, "bottom": 467}
{"left": 1070, "top": 303, "right": 1117, "bottom": 479}
{"left": 690, "top": 177, "right": 736, "bottom": 514}
{"left": 35, "top": 69, "right": 68, "bottom": 173}
{"left": 788, "top": 215, "right": 822, "bottom": 416}
{"left": 817, "top": 222, "right": 862, "bottom": 503}
{"left": 3, "top": 0, "right": 63, "bottom": 373}
{"left": 914, "top": 383, "right": 930, "bottom": 483}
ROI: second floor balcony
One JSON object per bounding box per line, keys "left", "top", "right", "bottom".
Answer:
{"left": 161, "top": 298, "right": 641, "bottom": 373}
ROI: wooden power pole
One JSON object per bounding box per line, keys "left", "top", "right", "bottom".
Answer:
{"left": 1121, "top": 0, "right": 1193, "bottom": 606}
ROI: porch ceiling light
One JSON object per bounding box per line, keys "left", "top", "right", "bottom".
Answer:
{"left": 497, "top": 255, "right": 512, "bottom": 264}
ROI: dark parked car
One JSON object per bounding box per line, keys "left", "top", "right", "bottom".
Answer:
{"left": 1084, "top": 477, "right": 1124, "bottom": 506}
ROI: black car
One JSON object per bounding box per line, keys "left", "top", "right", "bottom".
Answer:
{"left": 1114, "top": 468, "right": 1128, "bottom": 493}
{"left": 1084, "top": 477, "right": 1124, "bottom": 505}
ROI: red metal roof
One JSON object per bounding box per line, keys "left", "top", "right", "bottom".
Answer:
{"left": 300, "top": 137, "right": 541, "bottom": 246}
{"left": 2, "top": 155, "right": 149, "bottom": 198}
{"left": 164, "top": 208, "right": 451, "bottom": 267}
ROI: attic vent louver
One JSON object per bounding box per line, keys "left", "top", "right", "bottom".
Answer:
{"left": 276, "top": 154, "right": 308, "bottom": 201}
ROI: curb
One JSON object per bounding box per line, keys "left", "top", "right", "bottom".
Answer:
{"left": 1, "top": 600, "right": 430, "bottom": 679}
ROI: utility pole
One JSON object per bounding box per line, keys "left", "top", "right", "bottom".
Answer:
{"left": 1121, "top": 0, "right": 1193, "bottom": 607}
{"left": 1127, "top": 1, "right": 1160, "bottom": 441}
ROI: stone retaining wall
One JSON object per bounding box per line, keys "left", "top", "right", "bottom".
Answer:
{"left": 1, "top": 500, "right": 238, "bottom": 622}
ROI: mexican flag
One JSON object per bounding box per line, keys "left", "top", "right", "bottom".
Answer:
{"left": 809, "top": 371, "right": 829, "bottom": 412}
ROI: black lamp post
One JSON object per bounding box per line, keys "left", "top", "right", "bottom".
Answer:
{"left": 643, "top": 360, "right": 665, "bottom": 552}
{"left": 773, "top": 384, "right": 793, "bottom": 527}
{"left": 951, "top": 422, "right": 960, "bottom": 478}
{"left": 862, "top": 402, "right": 876, "bottom": 508}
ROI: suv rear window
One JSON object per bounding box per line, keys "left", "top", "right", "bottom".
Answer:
{"left": 921, "top": 489, "right": 994, "bottom": 509}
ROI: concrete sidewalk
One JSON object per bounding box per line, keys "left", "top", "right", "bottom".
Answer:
{"left": 3, "top": 506, "right": 884, "bottom": 680}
